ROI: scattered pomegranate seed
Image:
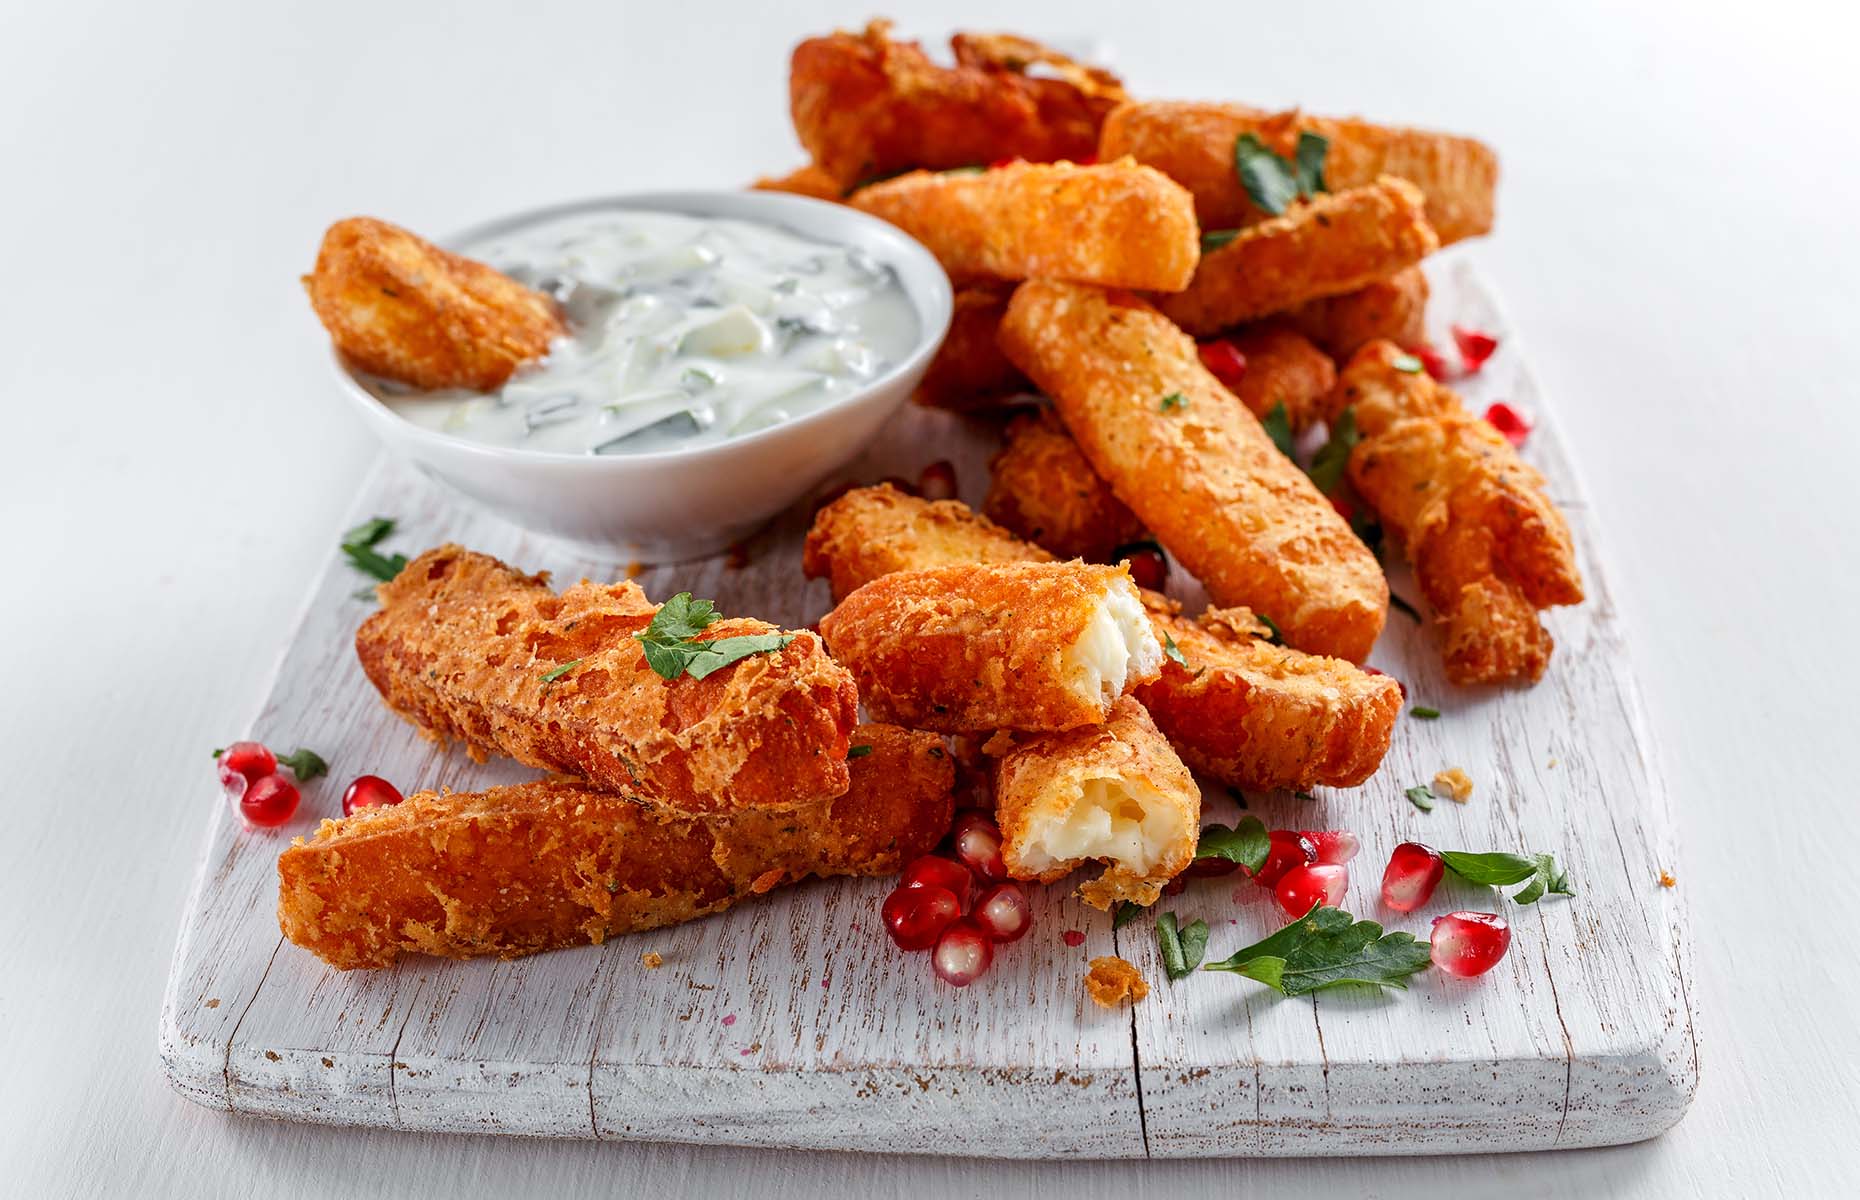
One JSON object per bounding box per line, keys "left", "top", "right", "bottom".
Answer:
{"left": 1185, "top": 856, "right": 1241, "bottom": 877}
{"left": 1381, "top": 842, "right": 1445, "bottom": 912}
{"left": 932, "top": 918, "right": 994, "bottom": 986}
{"left": 1162, "top": 876, "right": 1188, "bottom": 896}
{"left": 878, "top": 474, "right": 918, "bottom": 496}
{"left": 1451, "top": 325, "right": 1500, "bottom": 372}
{"left": 1116, "top": 543, "right": 1168, "bottom": 591}
{"left": 1197, "top": 339, "right": 1248, "bottom": 387}
{"left": 217, "top": 741, "right": 276, "bottom": 786}
{"left": 973, "top": 881, "right": 1033, "bottom": 943}
{"left": 1254, "top": 830, "right": 1318, "bottom": 889}
{"left": 917, "top": 459, "right": 958, "bottom": 502}
{"left": 899, "top": 854, "right": 973, "bottom": 905}
{"left": 1061, "top": 929, "right": 1086, "bottom": 947}
{"left": 1302, "top": 830, "right": 1360, "bottom": 865}
{"left": 1482, "top": 402, "right": 1532, "bottom": 448}
{"left": 1430, "top": 911, "right": 1511, "bottom": 978}
{"left": 883, "top": 884, "right": 962, "bottom": 951}
{"left": 1330, "top": 493, "right": 1356, "bottom": 522}
{"left": 1409, "top": 342, "right": 1453, "bottom": 381}
{"left": 950, "top": 811, "right": 1008, "bottom": 881}
{"left": 239, "top": 774, "right": 300, "bottom": 828}
{"left": 721, "top": 1013, "right": 736, "bottom": 1026}
{"left": 1275, "top": 863, "right": 1349, "bottom": 919}
{"left": 341, "top": 775, "right": 403, "bottom": 816}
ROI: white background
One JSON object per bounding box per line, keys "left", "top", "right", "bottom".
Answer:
{"left": 3, "top": 0, "right": 1856, "bottom": 1195}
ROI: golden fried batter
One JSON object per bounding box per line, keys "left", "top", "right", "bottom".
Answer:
{"left": 852, "top": 159, "right": 1200, "bottom": 290}
{"left": 790, "top": 20, "right": 1125, "bottom": 189}
{"left": 277, "top": 724, "right": 953, "bottom": 970}
{"left": 1157, "top": 177, "right": 1439, "bottom": 335}
{"left": 1100, "top": 102, "right": 1498, "bottom": 245}
{"left": 913, "top": 284, "right": 1030, "bottom": 409}
{"left": 819, "top": 561, "right": 1162, "bottom": 733}
{"left": 303, "top": 217, "right": 563, "bottom": 391}
{"left": 999, "top": 280, "right": 1388, "bottom": 663}
{"left": 1223, "top": 324, "right": 1338, "bottom": 434}
{"left": 356, "top": 545, "right": 858, "bottom": 814}
{"left": 1281, "top": 266, "right": 1430, "bottom": 360}
{"left": 984, "top": 409, "right": 1145, "bottom": 561}
{"left": 804, "top": 482, "right": 1052, "bottom": 604}
{"left": 751, "top": 164, "right": 845, "bottom": 202}
{"left": 1332, "top": 341, "right": 1584, "bottom": 684}
{"left": 1085, "top": 956, "right": 1150, "bottom": 1007}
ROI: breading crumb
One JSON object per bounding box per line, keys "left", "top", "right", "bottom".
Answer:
{"left": 1657, "top": 871, "right": 1676, "bottom": 889}
{"left": 641, "top": 951, "right": 664, "bottom": 969}
{"left": 625, "top": 561, "right": 644, "bottom": 579}
{"left": 1431, "top": 767, "right": 1473, "bottom": 802}
{"left": 1084, "top": 956, "right": 1149, "bottom": 1008}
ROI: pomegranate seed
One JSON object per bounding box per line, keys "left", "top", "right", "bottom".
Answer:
{"left": 1407, "top": 342, "right": 1452, "bottom": 381}
{"left": 883, "top": 884, "right": 962, "bottom": 951}
{"left": 1161, "top": 877, "right": 1188, "bottom": 896}
{"left": 1197, "top": 339, "right": 1248, "bottom": 387}
{"left": 1483, "top": 402, "right": 1532, "bottom": 448}
{"left": 1254, "top": 830, "right": 1317, "bottom": 889}
{"left": 973, "top": 882, "right": 1033, "bottom": 943}
{"left": 899, "top": 855, "right": 973, "bottom": 905}
{"left": 878, "top": 474, "right": 918, "bottom": 497}
{"left": 239, "top": 774, "right": 300, "bottom": 827}
{"left": 1185, "top": 856, "right": 1241, "bottom": 878}
{"left": 1451, "top": 325, "right": 1500, "bottom": 372}
{"left": 341, "top": 774, "right": 404, "bottom": 817}
{"left": 1116, "top": 543, "right": 1168, "bottom": 591}
{"left": 217, "top": 741, "right": 276, "bottom": 785}
{"left": 950, "top": 811, "right": 1008, "bottom": 881}
{"left": 1302, "top": 830, "right": 1360, "bottom": 865}
{"left": 1431, "top": 911, "right": 1511, "bottom": 978}
{"left": 1061, "top": 929, "right": 1085, "bottom": 947}
{"left": 1275, "top": 863, "right": 1348, "bottom": 918}
{"left": 932, "top": 918, "right": 994, "bottom": 985}
{"left": 918, "top": 459, "right": 958, "bottom": 502}
{"left": 1381, "top": 842, "right": 1445, "bottom": 912}
{"left": 989, "top": 156, "right": 1019, "bottom": 170}
{"left": 1330, "top": 493, "right": 1356, "bottom": 522}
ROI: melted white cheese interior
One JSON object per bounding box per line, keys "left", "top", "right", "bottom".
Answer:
{"left": 1061, "top": 582, "right": 1162, "bottom": 706}
{"left": 1015, "top": 776, "right": 1183, "bottom": 874}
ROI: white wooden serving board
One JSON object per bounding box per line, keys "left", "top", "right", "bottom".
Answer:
{"left": 161, "top": 258, "right": 1696, "bottom": 1156}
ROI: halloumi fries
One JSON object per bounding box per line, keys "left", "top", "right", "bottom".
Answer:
{"left": 818, "top": 561, "right": 1162, "bottom": 732}
{"left": 277, "top": 724, "right": 954, "bottom": 970}
{"left": 356, "top": 545, "right": 859, "bottom": 814}
{"left": 303, "top": 217, "right": 564, "bottom": 391}
{"left": 1100, "top": 101, "right": 1498, "bottom": 245}
{"left": 913, "top": 284, "right": 1029, "bottom": 410}
{"left": 803, "top": 482, "right": 1053, "bottom": 604}
{"left": 1282, "top": 266, "right": 1430, "bottom": 360}
{"left": 790, "top": 21, "right": 1125, "bottom": 189}
{"left": 1333, "top": 341, "right": 1584, "bottom": 684}
{"left": 851, "top": 160, "right": 1200, "bottom": 291}
{"left": 999, "top": 280, "right": 1388, "bottom": 663}
{"left": 984, "top": 409, "right": 1146, "bottom": 561}
{"left": 1157, "top": 177, "right": 1439, "bottom": 335}
{"left": 1222, "top": 325, "right": 1338, "bottom": 434}
{"left": 994, "top": 697, "right": 1199, "bottom": 909}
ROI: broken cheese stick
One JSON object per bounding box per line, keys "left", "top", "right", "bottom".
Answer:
{"left": 803, "top": 482, "right": 1053, "bottom": 604}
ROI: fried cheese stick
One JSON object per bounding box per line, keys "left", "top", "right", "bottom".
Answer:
{"left": 851, "top": 160, "right": 1200, "bottom": 291}
{"left": 1222, "top": 325, "right": 1338, "bottom": 434}
{"left": 984, "top": 409, "right": 1146, "bottom": 561}
{"left": 1156, "top": 177, "right": 1439, "bottom": 336}
{"left": 1100, "top": 102, "right": 1498, "bottom": 245}
{"left": 913, "top": 284, "right": 1030, "bottom": 410}
{"left": 819, "top": 561, "right": 1162, "bottom": 733}
{"left": 994, "top": 696, "right": 1199, "bottom": 909}
{"left": 1000, "top": 280, "right": 1388, "bottom": 663}
{"left": 1281, "top": 266, "right": 1430, "bottom": 360}
{"left": 790, "top": 21, "right": 1125, "bottom": 189}
{"left": 804, "top": 489, "right": 1400, "bottom": 791}
{"left": 303, "top": 217, "right": 564, "bottom": 391}
{"left": 277, "top": 724, "right": 954, "bottom": 970}
{"left": 1332, "top": 341, "right": 1584, "bottom": 684}
{"left": 356, "top": 545, "right": 859, "bottom": 814}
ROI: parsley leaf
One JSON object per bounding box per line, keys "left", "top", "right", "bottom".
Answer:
{"left": 1293, "top": 131, "right": 1330, "bottom": 195}
{"left": 275, "top": 748, "right": 329, "bottom": 782}
{"left": 1195, "top": 816, "right": 1270, "bottom": 874}
{"left": 1439, "top": 850, "right": 1574, "bottom": 905}
{"left": 1306, "top": 408, "right": 1358, "bottom": 495}
{"left": 1411, "top": 706, "right": 1441, "bottom": 720}
{"left": 340, "top": 516, "right": 408, "bottom": 583}
{"left": 1389, "top": 592, "right": 1423, "bottom": 623}
{"left": 1261, "top": 400, "right": 1295, "bottom": 460}
{"left": 1200, "top": 229, "right": 1240, "bottom": 252}
{"left": 1162, "top": 632, "right": 1188, "bottom": 668}
{"left": 1254, "top": 612, "right": 1282, "bottom": 644}
{"left": 1160, "top": 392, "right": 1189, "bottom": 412}
{"left": 1294, "top": 790, "right": 1316, "bottom": 802}
{"left": 1234, "top": 133, "right": 1300, "bottom": 215}
{"left": 1405, "top": 785, "right": 1435, "bottom": 812}
{"left": 1157, "top": 912, "right": 1211, "bottom": 981}
{"left": 635, "top": 592, "right": 794, "bottom": 682}
{"left": 1112, "top": 901, "right": 1145, "bottom": 930}
{"left": 342, "top": 517, "right": 395, "bottom": 548}
{"left": 1204, "top": 905, "right": 1432, "bottom": 994}
{"left": 846, "top": 744, "right": 874, "bottom": 760}
{"left": 1392, "top": 353, "right": 1425, "bottom": 374}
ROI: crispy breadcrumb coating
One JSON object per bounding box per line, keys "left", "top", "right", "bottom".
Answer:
{"left": 277, "top": 724, "right": 953, "bottom": 970}
{"left": 1085, "top": 956, "right": 1150, "bottom": 1007}
{"left": 303, "top": 217, "right": 564, "bottom": 391}
{"left": 1282, "top": 266, "right": 1430, "bottom": 361}
{"left": 999, "top": 280, "right": 1388, "bottom": 663}
{"left": 790, "top": 21, "right": 1125, "bottom": 189}
{"left": 804, "top": 483, "right": 1053, "bottom": 603}
{"left": 356, "top": 545, "right": 858, "bottom": 814}
{"left": 1157, "top": 178, "right": 1439, "bottom": 335}
{"left": 751, "top": 164, "right": 845, "bottom": 202}
{"left": 1332, "top": 341, "right": 1583, "bottom": 684}
{"left": 852, "top": 159, "right": 1200, "bottom": 290}
{"left": 1222, "top": 325, "right": 1338, "bottom": 434}
{"left": 984, "top": 409, "right": 1146, "bottom": 561}
{"left": 913, "top": 284, "right": 1030, "bottom": 410}
{"left": 1100, "top": 102, "right": 1498, "bottom": 245}
{"left": 819, "top": 561, "right": 1161, "bottom": 733}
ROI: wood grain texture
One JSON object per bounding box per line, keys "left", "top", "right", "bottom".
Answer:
{"left": 159, "top": 260, "right": 1693, "bottom": 1156}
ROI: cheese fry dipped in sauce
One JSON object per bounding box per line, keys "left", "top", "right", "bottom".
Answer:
{"left": 1218, "top": 325, "right": 1338, "bottom": 435}
{"left": 819, "top": 561, "right": 1162, "bottom": 733}
{"left": 1158, "top": 178, "right": 1439, "bottom": 336}
{"left": 356, "top": 545, "right": 858, "bottom": 814}
{"left": 1282, "top": 266, "right": 1429, "bottom": 361}
{"left": 852, "top": 159, "right": 1200, "bottom": 291}
{"left": 804, "top": 482, "right": 1053, "bottom": 604}
{"left": 1100, "top": 102, "right": 1498, "bottom": 245}
{"left": 277, "top": 724, "right": 953, "bottom": 970}
{"left": 1332, "top": 341, "right": 1584, "bottom": 684}
{"left": 1000, "top": 280, "right": 1388, "bottom": 663}
{"left": 913, "top": 284, "right": 1030, "bottom": 410}
{"left": 985, "top": 409, "right": 1146, "bottom": 561}
{"left": 303, "top": 217, "right": 564, "bottom": 391}
{"left": 994, "top": 697, "right": 1199, "bottom": 909}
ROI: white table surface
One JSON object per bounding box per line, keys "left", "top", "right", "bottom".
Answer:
{"left": 3, "top": 0, "right": 1856, "bottom": 1195}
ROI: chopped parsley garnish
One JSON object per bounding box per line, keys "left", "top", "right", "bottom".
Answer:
{"left": 1389, "top": 592, "right": 1423, "bottom": 623}
{"left": 340, "top": 516, "right": 408, "bottom": 583}
{"left": 1261, "top": 400, "right": 1295, "bottom": 459}
{"left": 1162, "top": 633, "right": 1188, "bottom": 668}
{"left": 1392, "top": 353, "right": 1426, "bottom": 374}
{"left": 1439, "top": 850, "right": 1574, "bottom": 905}
{"left": 1405, "top": 785, "right": 1436, "bottom": 812}
{"left": 1410, "top": 706, "right": 1441, "bottom": 720}
{"left": 275, "top": 748, "right": 329, "bottom": 782}
{"left": 1253, "top": 613, "right": 1282, "bottom": 644}
{"left": 1112, "top": 900, "right": 1145, "bottom": 930}
{"left": 540, "top": 659, "right": 582, "bottom": 688}
{"left": 1306, "top": 408, "right": 1359, "bottom": 495}
{"left": 635, "top": 592, "right": 794, "bottom": 681}
{"left": 1204, "top": 905, "right": 1432, "bottom": 995}
{"left": 1294, "top": 790, "right": 1316, "bottom": 802}
{"left": 846, "top": 744, "right": 874, "bottom": 760}
{"left": 1200, "top": 228, "right": 1240, "bottom": 252}
{"left": 1233, "top": 131, "right": 1330, "bottom": 216}
{"left": 1159, "top": 391, "right": 1189, "bottom": 413}
{"left": 1156, "top": 911, "right": 1210, "bottom": 981}
{"left": 1194, "top": 816, "right": 1269, "bottom": 874}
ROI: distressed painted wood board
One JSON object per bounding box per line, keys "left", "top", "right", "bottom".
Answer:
{"left": 160, "top": 257, "right": 1696, "bottom": 1156}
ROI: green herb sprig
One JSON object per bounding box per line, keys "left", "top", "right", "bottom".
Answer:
{"left": 635, "top": 592, "right": 794, "bottom": 682}
{"left": 341, "top": 516, "right": 408, "bottom": 583}
{"left": 1195, "top": 815, "right": 1270, "bottom": 874}
{"left": 1440, "top": 850, "right": 1573, "bottom": 905}
{"left": 1157, "top": 912, "right": 1211, "bottom": 981}
{"left": 1204, "top": 905, "right": 1431, "bottom": 995}
{"left": 1233, "top": 131, "right": 1330, "bottom": 215}
{"left": 1261, "top": 400, "right": 1296, "bottom": 460}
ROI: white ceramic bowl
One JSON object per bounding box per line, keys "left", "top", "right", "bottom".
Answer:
{"left": 331, "top": 191, "right": 953, "bottom": 563}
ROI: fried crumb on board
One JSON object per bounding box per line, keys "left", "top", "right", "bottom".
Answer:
{"left": 641, "top": 950, "right": 664, "bottom": 968}
{"left": 1657, "top": 871, "right": 1676, "bottom": 889}
{"left": 1431, "top": 767, "right": 1473, "bottom": 802}
{"left": 1084, "top": 956, "right": 1149, "bottom": 1008}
